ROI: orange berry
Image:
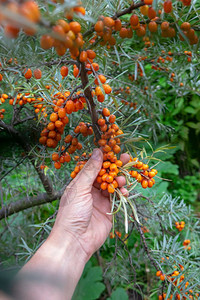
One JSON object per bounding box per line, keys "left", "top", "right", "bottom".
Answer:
{"left": 39, "top": 136, "right": 47, "bottom": 145}
{"left": 109, "top": 114, "right": 116, "bottom": 123}
{"left": 102, "top": 108, "right": 110, "bottom": 117}
{"left": 144, "top": 0, "right": 153, "bottom": 4}
{"left": 64, "top": 134, "right": 72, "bottom": 143}
{"left": 24, "top": 68, "right": 32, "bottom": 79}
{"left": 79, "top": 51, "right": 88, "bottom": 62}
{"left": 65, "top": 100, "right": 74, "bottom": 114}
{"left": 34, "top": 69, "right": 42, "bottom": 79}
{"left": 98, "top": 139, "right": 107, "bottom": 146}
{"left": 103, "top": 161, "right": 111, "bottom": 169}
{"left": 50, "top": 113, "right": 58, "bottom": 122}
{"left": 106, "top": 175, "right": 113, "bottom": 183}
{"left": 69, "top": 21, "right": 81, "bottom": 34}
{"left": 103, "top": 17, "right": 115, "bottom": 27}
{"left": 40, "top": 35, "right": 54, "bottom": 50}
{"left": 101, "top": 182, "right": 108, "bottom": 190}
{"left": 58, "top": 108, "right": 66, "bottom": 118}
{"left": 114, "top": 19, "right": 122, "bottom": 31}
{"left": 94, "top": 20, "right": 104, "bottom": 32}
{"left": 55, "top": 120, "right": 63, "bottom": 128}
{"left": 148, "top": 21, "right": 158, "bottom": 32}
{"left": 86, "top": 50, "right": 96, "bottom": 59}
{"left": 156, "top": 270, "right": 162, "bottom": 277}
{"left": 141, "top": 179, "right": 148, "bottom": 189}
{"left": 64, "top": 152, "right": 71, "bottom": 162}
{"left": 70, "top": 171, "right": 77, "bottom": 178}
{"left": 164, "top": 0, "right": 172, "bottom": 13}
{"left": 110, "top": 163, "right": 118, "bottom": 172}
{"left": 136, "top": 173, "right": 142, "bottom": 182}
{"left": 108, "top": 184, "right": 115, "bottom": 193}
{"left": 47, "top": 122, "right": 55, "bottom": 131}
{"left": 148, "top": 7, "right": 156, "bottom": 19}
{"left": 99, "top": 168, "right": 106, "bottom": 176}
{"left": 54, "top": 161, "right": 61, "bottom": 169}
{"left": 131, "top": 170, "right": 138, "bottom": 178}
{"left": 98, "top": 118, "right": 106, "bottom": 126}
{"left": 148, "top": 171, "right": 156, "bottom": 178}
{"left": 52, "top": 152, "right": 59, "bottom": 161}
{"left": 160, "top": 275, "right": 165, "bottom": 281}
{"left": 60, "top": 66, "right": 68, "bottom": 77}
{"left": 113, "top": 145, "right": 121, "bottom": 154}
{"left": 130, "top": 14, "right": 139, "bottom": 27}
{"left": 96, "top": 176, "right": 102, "bottom": 183}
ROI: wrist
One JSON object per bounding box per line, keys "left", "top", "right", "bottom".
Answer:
{"left": 19, "top": 228, "right": 87, "bottom": 300}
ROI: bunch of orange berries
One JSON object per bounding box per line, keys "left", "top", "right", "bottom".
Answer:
{"left": 183, "top": 239, "right": 191, "bottom": 250}
{"left": 109, "top": 231, "right": 122, "bottom": 239}
{"left": 70, "top": 107, "right": 123, "bottom": 194}
{"left": 129, "top": 158, "right": 157, "bottom": 189}
{"left": 39, "top": 89, "right": 88, "bottom": 149}
{"left": 0, "top": 108, "right": 5, "bottom": 119}
{"left": 175, "top": 221, "right": 185, "bottom": 231}
{"left": 157, "top": 264, "right": 199, "bottom": 299}
{"left": 0, "top": 0, "right": 40, "bottom": 38}
{"left": 40, "top": 18, "right": 84, "bottom": 58}
{"left": 23, "top": 68, "right": 42, "bottom": 80}
{"left": 51, "top": 121, "right": 93, "bottom": 170}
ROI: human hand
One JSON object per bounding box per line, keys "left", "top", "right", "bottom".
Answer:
{"left": 51, "top": 148, "right": 130, "bottom": 261}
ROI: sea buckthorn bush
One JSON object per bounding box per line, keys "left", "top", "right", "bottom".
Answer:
{"left": 0, "top": 0, "right": 199, "bottom": 298}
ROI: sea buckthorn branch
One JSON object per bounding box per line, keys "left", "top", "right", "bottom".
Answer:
{"left": 83, "top": 1, "right": 146, "bottom": 39}
{"left": 114, "top": 1, "right": 146, "bottom": 19}
{"left": 136, "top": 221, "right": 159, "bottom": 271}
{"left": 0, "top": 189, "right": 63, "bottom": 220}
{"left": 80, "top": 62, "right": 101, "bottom": 141}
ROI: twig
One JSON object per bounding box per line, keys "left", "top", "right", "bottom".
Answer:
{"left": 80, "top": 62, "right": 101, "bottom": 140}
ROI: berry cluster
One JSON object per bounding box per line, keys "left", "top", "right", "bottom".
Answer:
{"left": 70, "top": 107, "right": 123, "bottom": 194}
{"left": 129, "top": 158, "right": 157, "bottom": 189}
{"left": 183, "top": 239, "right": 191, "bottom": 250}
{"left": 157, "top": 264, "right": 199, "bottom": 299}
{"left": 40, "top": 18, "right": 84, "bottom": 57}
{"left": 0, "top": 1, "right": 40, "bottom": 38}
{"left": 175, "top": 221, "right": 185, "bottom": 231}
{"left": 39, "top": 90, "right": 88, "bottom": 149}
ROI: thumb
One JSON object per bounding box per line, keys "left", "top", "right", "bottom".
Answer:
{"left": 73, "top": 148, "right": 103, "bottom": 192}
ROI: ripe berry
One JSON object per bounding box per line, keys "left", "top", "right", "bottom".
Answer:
{"left": 54, "top": 161, "right": 61, "bottom": 169}
{"left": 60, "top": 66, "right": 69, "bottom": 77}
{"left": 130, "top": 14, "right": 139, "bottom": 27}
{"left": 102, "top": 108, "right": 110, "bottom": 117}
{"left": 24, "top": 68, "right": 32, "bottom": 79}
{"left": 164, "top": 0, "right": 172, "bottom": 13}
{"left": 34, "top": 69, "right": 42, "bottom": 79}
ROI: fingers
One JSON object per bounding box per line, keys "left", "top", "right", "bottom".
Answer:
{"left": 115, "top": 176, "right": 126, "bottom": 188}
{"left": 120, "top": 153, "right": 130, "bottom": 166}
{"left": 70, "top": 149, "right": 103, "bottom": 192}
{"left": 120, "top": 187, "right": 129, "bottom": 197}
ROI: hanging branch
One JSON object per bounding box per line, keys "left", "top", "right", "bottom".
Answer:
{"left": 80, "top": 62, "right": 101, "bottom": 141}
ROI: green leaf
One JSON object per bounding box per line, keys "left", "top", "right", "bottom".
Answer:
{"left": 72, "top": 262, "right": 105, "bottom": 300}
{"left": 158, "top": 161, "right": 179, "bottom": 175}
{"left": 186, "top": 122, "right": 200, "bottom": 129}
{"left": 184, "top": 106, "right": 197, "bottom": 114}
{"left": 107, "top": 288, "right": 128, "bottom": 300}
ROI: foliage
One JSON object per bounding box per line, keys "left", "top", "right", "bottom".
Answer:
{"left": 0, "top": 0, "right": 200, "bottom": 299}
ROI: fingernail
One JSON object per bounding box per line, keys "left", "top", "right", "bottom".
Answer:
{"left": 92, "top": 148, "right": 101, "bottom": 161}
